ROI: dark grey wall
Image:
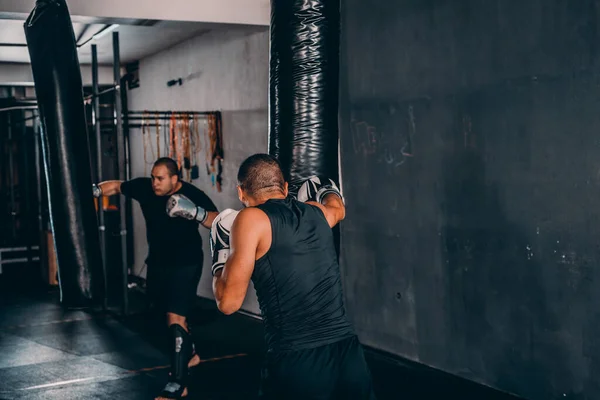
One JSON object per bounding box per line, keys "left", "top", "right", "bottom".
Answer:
{"left": 339, "top": 1, "right": 600, "bottom": 399}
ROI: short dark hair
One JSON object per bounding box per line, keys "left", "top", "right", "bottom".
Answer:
{"left": 237, "top": 153, "right": 285, "bottom": 197}
{"left": 153, "top": 157, "right": 180, "bottom": 178}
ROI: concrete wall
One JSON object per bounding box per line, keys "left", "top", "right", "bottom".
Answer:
{"left": 340, "top": 0, "right": 600, "bottom": 399}
{"left": 126, "top": 27, "right": 269, "bottom": 314}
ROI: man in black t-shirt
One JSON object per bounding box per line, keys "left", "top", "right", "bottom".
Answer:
{"left": 93, "top": 157, "right": 218, "bottom": 400}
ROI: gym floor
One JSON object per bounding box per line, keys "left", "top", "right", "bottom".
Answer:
{"left": 0, "top": 267, "right": 521, "bottom": 400}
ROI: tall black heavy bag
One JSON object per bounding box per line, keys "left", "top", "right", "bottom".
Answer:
{"left": 269, "top": 0, "right": 341, "bottom": 195}
{"left": 24, "top": 0, "right": 104, "bottom": 308}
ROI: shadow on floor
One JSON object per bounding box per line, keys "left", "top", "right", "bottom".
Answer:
{"left": 0, "top": 267, "right": 521, "bottom": 400}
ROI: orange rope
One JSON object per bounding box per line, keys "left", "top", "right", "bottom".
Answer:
{"left": 183, "top": 113, "right": 191, "bottom": 181}
{"left": 177, "top": 115, "right": 183, "bottom": 171}
{"left": 169, "top": 113, "right": 176, "bottom": 161}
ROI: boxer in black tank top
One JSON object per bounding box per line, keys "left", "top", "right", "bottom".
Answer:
{"left": 210, "top": 154, "right": 376, "bottom": 400}
{"left": 253, "top": 197, "right": 355, "bottom": 352}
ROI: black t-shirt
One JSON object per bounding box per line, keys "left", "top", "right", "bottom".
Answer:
{"left": 120, "top": 178, "right": 218, "bottom": 268}
{"left": 253, "top": 197, "right": 355, "bottom": 353}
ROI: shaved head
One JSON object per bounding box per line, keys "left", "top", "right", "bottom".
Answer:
{"left": 237, "top": 154, "right": 286, "bottom": 197}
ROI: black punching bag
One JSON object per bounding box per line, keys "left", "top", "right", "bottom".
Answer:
{"left": 25, "top": 0, "right": 104, "bottom": 308}
{"left": 269, "top": 0, "right": 341, "bottom": 194}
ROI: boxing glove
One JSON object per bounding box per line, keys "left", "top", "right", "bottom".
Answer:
{"left": 297, "top": 176, "right": 344, "bottom": 205}
{"left": 92, "top": 183, "right": 103, "bottom": 198}
{"left": 166, "top": 194, "right": 207, "bottom": 223}
{"left": 210, "top": 208, "right": 240, "bottom": 276}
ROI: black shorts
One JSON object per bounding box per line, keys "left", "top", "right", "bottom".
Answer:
{"left": 146, "top": 263, "right": 202, "bottom": 318}
{"left": 258, "top": 335, "right": 377, "bottom": 400}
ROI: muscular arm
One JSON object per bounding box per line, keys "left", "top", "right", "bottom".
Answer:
{"left": 184, "top": 186, "right": 219, "bottom": 229}
{"left": 98, "top": 180, "right": 123, "bottom": 196}
{"left": 212, "top": 208, "right": 269, "bottom": 315}
{"left": 201, "top": 211, "right": 218, "bottom": 230}
{"left": 307, "top": 193, "right": 346, "bottom": 228}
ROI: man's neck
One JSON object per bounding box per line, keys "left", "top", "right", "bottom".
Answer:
{"left": 251, "top": 192, "right": 286, "bottom": 206}
{"left": 167, "top": 181, "right": 183, "bottom": 196}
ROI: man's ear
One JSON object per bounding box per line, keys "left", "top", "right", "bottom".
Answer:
{"left": 283, "top": 182, "right": 288, "bottom": 197}
{"left": 237, "top": 186, "right": 244, "bottom": 203}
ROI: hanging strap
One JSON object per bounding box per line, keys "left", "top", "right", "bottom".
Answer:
{"left": 142, "top": 111, "right": 148, "bottom": 175}
{"left": 155, "top": 113, "right": 161, "bottom": 158}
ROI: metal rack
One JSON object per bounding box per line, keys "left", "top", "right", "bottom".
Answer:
{"left": 0, "top": 246, "right": 40, "bottom": 274}
{"left": 120, "top": 110, "right": 220, "bottom": 129}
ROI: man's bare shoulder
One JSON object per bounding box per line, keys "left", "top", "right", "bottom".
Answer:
{"left": 237, "top": 207, "right": 270, "bottom": 225}
{"left": 304, "top": 200, "right": 327, "bottom": 215}
{"left": 232, "top": 207, "right": 271, "bottom": 250}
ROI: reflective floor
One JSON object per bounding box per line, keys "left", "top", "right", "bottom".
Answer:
{"left": 0, "top": 266, "right": 521, "bottom": 400}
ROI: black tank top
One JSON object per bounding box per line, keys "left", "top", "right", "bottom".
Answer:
{"left": 253, "top": 197, "right": 355, "bottom": 353}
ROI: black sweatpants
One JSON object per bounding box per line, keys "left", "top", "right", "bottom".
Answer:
{"left": 146, "top": 263, "right": 202, "bottom": 318}
{"left": 258, "top": 335, "right": 377, "bottom": 400}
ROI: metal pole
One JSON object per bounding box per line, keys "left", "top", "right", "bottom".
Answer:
{"left": 0, "top": 105, "right": 39, "bottom": 113}
{"left": 93, "top": 44, "right": 108, "bottom": 311}
{"left": 121, "top": 78, "right": 134, "bottom": 271}
{"left": 33, "top": 113, "right": 42, "bottom": 233}
{"left": 33, "top": 113, "right": 46, "bottom": 280}
{"left": 113, "top": 31, "right": 129, "bottom": 316}
{"left": 22, "top": 110, "right": 32, "bottom": 268}
{"left": 7, "top": 111, "right": 16, "bottom": 241}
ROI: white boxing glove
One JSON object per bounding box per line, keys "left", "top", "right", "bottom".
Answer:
{"left": 166, "top": 194, "right": 207, "bottom": 223}
{"left": 210, "top": 208, "right": 240, "bottom": 276}
{"left": 297, "top": 176, "right": 344, "bottom": 205}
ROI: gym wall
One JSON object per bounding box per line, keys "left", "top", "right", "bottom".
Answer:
{"left": 339, "top": 0, "right": 600, "bottom": 399}
{"left": 126, "top": 27, "right": 269, "bottom": 315}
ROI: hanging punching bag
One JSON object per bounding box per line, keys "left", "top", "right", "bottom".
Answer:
{"left": 24, "top": 0, "right": 104, "bottom": 308}
{"left": 269, "top": 0, "right": 341, "bottom": 195}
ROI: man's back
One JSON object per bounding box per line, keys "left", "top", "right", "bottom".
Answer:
{"left": 252, "top": 197, "right": 354, "bottom": 353}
